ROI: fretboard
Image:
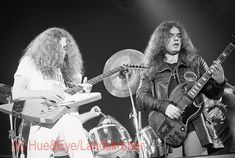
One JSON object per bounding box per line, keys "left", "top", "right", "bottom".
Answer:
{"left": 87, "top": 65, "right": 125, "bottom": 85}
{"left": 64, "top": 65, "right": 126, "bottom": 95}
{"left": 187, "top": 42, "right": 235, "bottom": 99}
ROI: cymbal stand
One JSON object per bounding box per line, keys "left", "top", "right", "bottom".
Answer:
{"left": 124, "top": 70, "right": 147, "bottom": 158}
{"left": 16, "top": 119, "right": 25, "bottom": 158}
{"left": 7, "top": 96, "right": 17, "bottom": 158}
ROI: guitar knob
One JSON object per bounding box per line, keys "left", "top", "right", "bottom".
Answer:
{"left": 180, "top": 127, "right": 185, "bottom": 131}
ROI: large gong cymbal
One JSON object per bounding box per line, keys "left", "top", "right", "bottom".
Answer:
{"left": 103, "top": 49, "right": 144, "bottom": 98}
{"left": 0, "top": 83, "right": 12, "bottom": 103}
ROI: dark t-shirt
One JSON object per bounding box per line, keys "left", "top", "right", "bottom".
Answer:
{"left": 166, "top": 63, "right": 178, "bottom": 96}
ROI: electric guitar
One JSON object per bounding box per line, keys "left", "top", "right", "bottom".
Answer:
{"left": 0, "top": 64, "right": 145, "bottom": 124}
{"left": 149, "top": 37, "right": 235, "bottom": 147}
{"left": 0, "top": 92, "right": 102, "bottom": 124}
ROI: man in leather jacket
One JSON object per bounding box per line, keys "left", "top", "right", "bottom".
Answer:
{"left": 136, "top": 21, "right": 226, "bottom": 157}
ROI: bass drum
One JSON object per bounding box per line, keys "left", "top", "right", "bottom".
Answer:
{"left": 88, "top": 124, "right": 135, "bottom": 158}
{"left": 137, "top": 125, "right": 165, "bottom": 158}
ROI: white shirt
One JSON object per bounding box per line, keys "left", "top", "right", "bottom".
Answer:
{"left": 14, "top": 56, "right": 66, "bottom": 91}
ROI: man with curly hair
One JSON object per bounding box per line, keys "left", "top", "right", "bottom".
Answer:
{"left": 136, "top": 21, "right": 226, "bottom": 157}
{"left": 12, "top": 28, "right": 94, "bottom": 158}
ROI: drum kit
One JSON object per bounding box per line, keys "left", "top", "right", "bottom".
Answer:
{"left": 0, "top": 49, "right": 166, "bottom": 158}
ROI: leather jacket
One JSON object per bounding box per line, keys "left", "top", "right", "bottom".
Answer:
{"left": 136, "top": 54, "right": 225, "bottom": 146}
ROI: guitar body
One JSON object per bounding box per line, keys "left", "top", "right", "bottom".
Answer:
{"left": 0, "top": 99, "right": 69, "bottom": 124}
{"left": 21, "top": 99, "right": 69, "bottom": 124}
{"left": 149, "top": 83, "right": 203, "bottom": 147}
{"left": 0, "top": 92, "right": 102, "bottom": 124}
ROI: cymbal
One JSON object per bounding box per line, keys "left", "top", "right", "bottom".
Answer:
{"left": 103, "top": 49, "right": 144, "bottom": 97}
{"left": 0, "top": 83, "right": 12, "bottom": 103}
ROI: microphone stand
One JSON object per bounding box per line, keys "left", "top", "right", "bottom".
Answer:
{"left": 124, "top": 70, "right": 147, "bottom": 158}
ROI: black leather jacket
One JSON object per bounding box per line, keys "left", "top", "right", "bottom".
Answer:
{"left": 136, "top": 55, "right": 225, "bottom": 146}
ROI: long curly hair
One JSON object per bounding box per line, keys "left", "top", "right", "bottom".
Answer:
{"left": 144, "top": 21, "right": 198, "bottom": 79}
{"left": 21, "top": 27, "right": 84, "bottom": 84}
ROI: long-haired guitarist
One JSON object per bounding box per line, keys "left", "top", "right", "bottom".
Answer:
{"left": 12, "top": 28, "right": 95, "bottom": 158}
{"left": 136, "top": 21, "right": 226, "bottom": 157}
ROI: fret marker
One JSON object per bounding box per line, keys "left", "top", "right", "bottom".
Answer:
{"left": 190, "top": 91, "right": 195, "bottom": 96}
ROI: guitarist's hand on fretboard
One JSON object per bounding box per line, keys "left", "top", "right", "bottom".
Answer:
{"left": 65, "top": 77, "right": 93, "bottom": 95}
{"left": 210, "top": 61, "right": 225, "bottom": 84}
{"left": 81, "top": 76, "right": 92, "bottom": 92}
{"left": 165, "top": 104, "right": 182, "bottom": 119}
{"left": 80, "top": 83, "right": 92, "bottom": 93}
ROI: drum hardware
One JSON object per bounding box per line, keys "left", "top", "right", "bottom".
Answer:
{"left": 100, "top": 111, "right": 107, "bottom": 117}
{"left": 94, "top": 106, "right": 107, "bottom": 118}
{"left": 103, "top": 127, "right": 108, "bottom": 133}
{"left": 0, "top": 83, "right": 16, "bottom": 158}
{"left": 102, "top": 49, "right": 148, "bottom": 158}
{"left": 16, "top": 119, "right": 26, "bottom": 158}
{"left": 120, "top": 127, "right": 126, "bottom": 140}
{"left": 0, "top": 83, "right": 26, "bottom": 158}
{"left": 8, "top": 112, "right": 17, "bottom": 158}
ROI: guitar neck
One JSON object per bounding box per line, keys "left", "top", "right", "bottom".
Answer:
{"left": 187, "top": 42, "right": 235, "bottom": 100}
{"left": 65, "top": 65, "right": 125, "bottom": 94}
{"left": 65, "top": 64, "right": 147, "bottom": 95}
{"left": 87, "top": 65, "right": 125, "bottom": 85}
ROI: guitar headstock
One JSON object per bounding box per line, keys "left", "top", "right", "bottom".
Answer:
{"left": 123, "top": 64, "right": 148, "bottom": 70}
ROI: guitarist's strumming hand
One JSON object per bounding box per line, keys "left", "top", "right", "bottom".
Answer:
{"left": 165, "top": 104, "right": 182, "bottom": 119}
{"left": 42, "top": 83, "right": 65, "bottom": 103}
{"left": 210, "top": 61, "right": 225, "bottom": 84}
{"left": 42, "top": 89, "right": 65, "bottom": 104}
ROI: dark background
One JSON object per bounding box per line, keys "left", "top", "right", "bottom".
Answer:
{"left": 0, "top": 0, "right": 235, "bottom": 155}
